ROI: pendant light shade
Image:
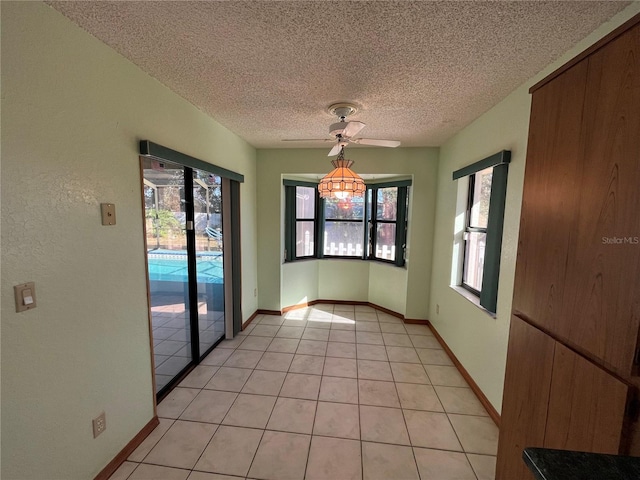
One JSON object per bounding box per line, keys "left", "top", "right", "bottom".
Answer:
{"left": 318, "top": 149, "right": 365, "bottom": 199}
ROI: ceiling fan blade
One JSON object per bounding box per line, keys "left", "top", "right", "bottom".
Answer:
{"left": 343, "top": 121, "right": 366, "bottom": 138}
{"left": 282, "top": 138, "right": 334, "bottom": 142}
{"left": 328, "top": 144, "right": 342, "bottom": 156}
{"left": 352, "top": 138, "right": 400, "bottom": 148}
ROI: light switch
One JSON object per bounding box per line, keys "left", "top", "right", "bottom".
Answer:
{"left": 101, "top": 203, "right": 116, "bottom": 225}
{"left": 14, "top": 282, "right": 37, "bottom": 312}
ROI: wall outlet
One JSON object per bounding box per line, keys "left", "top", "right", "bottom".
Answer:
{"left": 436, "top": 304, "right": 440, "bottom": 315}
{"left": 92, "top": 412, "right": 106, "bottom": 438}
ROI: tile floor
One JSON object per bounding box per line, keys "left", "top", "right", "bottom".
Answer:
{"left": 111, "top": 304, "right": 498, "bottom": 480}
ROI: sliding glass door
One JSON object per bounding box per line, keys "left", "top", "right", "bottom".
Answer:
{"left": 141, "top": 158, "right": 226, "bottom": 398}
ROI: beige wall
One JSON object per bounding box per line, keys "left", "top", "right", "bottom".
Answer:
{"left": 1, "top": 3, "right": 258, "bottom": 478}
{"left": 256, "top": 147, "right": 439, "bottom": 317}
{"left": 429, "top": 3, "right": 640, "bottom": 413}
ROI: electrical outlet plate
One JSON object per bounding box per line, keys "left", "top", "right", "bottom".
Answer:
{"left": 93, "top": 412, "right": 106, "bottom": 438}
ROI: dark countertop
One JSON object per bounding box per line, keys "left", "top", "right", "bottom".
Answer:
{"left": 523, "top": 448, "right": 640, "bottom": 480}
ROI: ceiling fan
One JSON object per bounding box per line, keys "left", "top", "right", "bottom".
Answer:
{"left": 284, "top": 103, "right": 401, "bottom": 156}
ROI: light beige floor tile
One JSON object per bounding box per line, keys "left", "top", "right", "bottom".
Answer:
{"left": 378, "top": 317, "right": 404, "bottom": 326}
{"left": 435, "top": 386, "right": 488, "bottom": 416}
{"left": 360, "top": 405, "right": 410, "bottom": 445}
{"left": 248, "top": 431, "right": 310, "bottom": 480}
{"left": 180, "top": 390, "right": 237, "bottom": 423}
{"left": 356, "top": 322, "right": 381, "bottom": 333}
{"left": 222, "top": 350, "right": 263, "bottom": 369}
{"left": 283, "top": 318, "right": 308, "bottom": 328}
{"left": 178, "top": 366, "right": 219, "bottom": 389}
{"left": 307, "top": 318, "right": 332, "bottom": 329}
{"left": 356, "top": 344, "right": 388, "bottom": 361}
{"left": 403, "top": 410, "right": 462, "bottom": 451}
{"left": 276, "top": 326, "right": 305, "bottom": 339}
{"left": 414, "top": 447, "right": 476, "bottom": 479}
{"left": 425, "top": 365, "right": 468, "bottom": 387}
{"left": 128, "top": 417, "right": 174, "bottom": 461}
{"left": 319, "top": 376, "right": 359, "bottom": 404}
{"left": 382, "top": 333, "right": 413, "bottom": 347}
{"left": 302, "top": 327, "right": 330, "bottom": 341}
{"left": 355, "top": 311, "right": 378, "bottom": 321}
{"left": 187, "top": 471, "right": 243, "bottom": 480}
{"left": 200, "top": 348, "right": 233, "bottom": 366}
{"left": 404, "top": 324, "right": 433, "bottom": 335}
{"left": 109, "top": 460, "right": 137, "bottom": 480}
{"left": 416, "top": 348, "right": 454, "bottom": 366}
{"left": 217, "top": 336, "right": 245, "bottom": 349}
{"left": 157, "top": 388, "right": 199, "bottom": 419}
{"left": 194, "top": 425, "right": 262, "bottom": 477}
{"left": 144, "top": 420, "right": 217, "bottom": 469}
{"left": 279, "top": 373, "right": 322, "bottom": 400}
{"left": 284, "top": 308, "right": 309, "bottom": 320}
{"left": 241, "top": 370, "right": 286, "bottom": 396}
{"left": 396, "top": 383, "right": 443, "bottom": 412}
{"left": 289, "top": 354, "right": 324, "bottom": 375}
{"left": 266, "top": 337, "right": 300, "bottom": 353}
{"left": 258, "top": 315, "right": 285, "bottom": 326}
{"left": 266, "top": 397, "right": 317, "bottom": 434}
{"left": 323, "top": 357, "right": 358, "bottom": 378}
{"left": 362, "top": 442, "right": 419, "bottom": 480}
{"left": 204, "top": 367, "right": 252, "bottom": 392}
{"left": 308, "top": 309, "right": 333, "bottom": 321}
{"left": 236, "top": 335, "right": 272, "bottom": 351}
{"left": 359, "top": 379, "right": 400, "bottom": 407}
{"left": 356, "top": 332, "right": 385, "bottom": 345}
{"left": 250, "top": 324, "right": 280, "bottom": 337}
{"left": 358, "top": 360, "right": 393, "bottom": 381}
{"left": 314, "top": 304, "right": 334, "bottom": 312}
{"left": 330, "top": 320, "right": 356, "bottom": 331}
{"left": 326, "top": 342, "right": 357, "bottom": 359}
{"left": 128, "top": 464, "right": 189, "bottom": 480}
{"left": 410, "top": 334, "right": 441, "bottom": 349}
{"left": 222, "top": 393, "right": 277, "bottom": 428}
{"left": 296, "top": 339, "right": 328, "bottom": 356}
{"left": 385, "top": 346, "right": 420, "bottom": 363}
{"left": 380, "top": 323, "right": 407, "bottom": 334}
{"left": 333, "top": 305, "right": 355, "bottom": 313}
{"left": 255, "top": 352, "right": 294, "bottom": 372}
{"left": 390, "top": 362, "right": 430, "bottom": 384}
{"left": 313, "top": 401, "right": 360, "bottom": 439}
{"left": 306, "top": 436, "right": 362, "bottom": 480}
{"left": 449, "top": 414, "right": 499, "bottom": 455}
{"left": 467, "top": 454, "right": 497, "bottom": 480}
{"left": 328, "top": 329, "right": 356, "bottom": 343}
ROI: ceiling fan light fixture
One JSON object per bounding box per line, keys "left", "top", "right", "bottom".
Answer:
{"left": 318, "top": 149, "right": 366, "bottom": 199}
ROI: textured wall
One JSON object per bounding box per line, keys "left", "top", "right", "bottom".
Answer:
{"left": 1, "top": 3, "right": 257, "bottom": 478}
{"left": 257, "top": 147, "right": 438, "bottom": 317}
{"left": 428, "top": 3, "right": 640, "bottom": 413}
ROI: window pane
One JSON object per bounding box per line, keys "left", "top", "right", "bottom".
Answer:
{"left": 296, "top": 186, "right": 315, "bottom": 219}
{"left": 324, "top": 221, "right": 364, "bottom": 256}
{"left": 463, "top": 231, "right": 487, "bottom": 291}
{"left": 325, "top": 196, "right": 364, "bottom": 221}
{"left": 375, "top": 224, "right": 396, "bottom": 260}
{"left": 376, "top": 187, "right": 397, "bottom": 221}
{"left": 296, "top": 221, "right": 315, "bottom": 257}
{"left": 469, "top": 167, "right": 493, "bottom": 228}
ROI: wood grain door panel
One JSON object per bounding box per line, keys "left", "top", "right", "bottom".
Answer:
{"left": 544, "top": 342, "right": 629, "bottom": 453}
{"left": 512, "top": 61, "right": 588, "bottom": 334}
{"left": 560, "top": 24, "right": 640, "bottom": 375}
{"left": 496, "top": 316, "right": 555, "bottom": 480}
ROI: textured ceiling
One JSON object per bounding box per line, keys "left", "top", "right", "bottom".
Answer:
{"left": 48, "top": 1, "right": 629, "bottom": 149}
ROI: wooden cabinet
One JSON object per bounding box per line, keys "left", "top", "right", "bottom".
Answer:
{"left": 498, "top": 15, "right": 640, "bottom": 479}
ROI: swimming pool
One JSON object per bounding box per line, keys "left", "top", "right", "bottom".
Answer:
{"left": 147, "top": 250, "right": 224, "bottom": 309}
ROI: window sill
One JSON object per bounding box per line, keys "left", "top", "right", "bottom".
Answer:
{"left": 449, "top": 285, "right": 497, "bottom": 319}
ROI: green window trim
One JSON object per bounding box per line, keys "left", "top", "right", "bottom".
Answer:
{"left": 454, "top": 151, "right": 511, "bottom": 314}
{"left": 284, "top": 179, "right": 411, "bottom": 267}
